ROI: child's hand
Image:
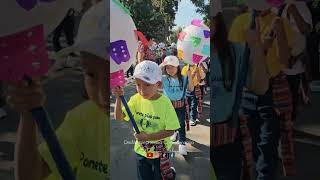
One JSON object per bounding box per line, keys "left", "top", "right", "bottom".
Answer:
{"left": 6, "top": 78, "right": 46, "bottom": 113}
{"left": 134, "top": 132, "right": 150, "bottom": 142}
{"left": 111, "top": 86, "right": 124, "bottom": 97}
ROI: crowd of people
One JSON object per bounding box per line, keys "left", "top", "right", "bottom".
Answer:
{"left": 1, "top": 0, "right": 318, "bottom": 179}
{"left": 113, "top": 0, "right": 317, "bottom": 179}
{"left": 113, "top": 31, "right": 210, "bottom": 179}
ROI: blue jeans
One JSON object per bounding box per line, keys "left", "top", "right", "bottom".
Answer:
{"left": 241, "top": 90, "right": 280, "bottom": 180}
{"left": 186, "top": 90, "right": 198, "bottom": 121}
{"left": 175, "top": 107, "right": 186, "bottom": 144}
{"left": 136, "top": 153, "right": 162, "bottom": 180}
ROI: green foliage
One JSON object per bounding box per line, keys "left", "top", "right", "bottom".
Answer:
{"left": 119, "top": 0, "right": 181, "bottom": 42}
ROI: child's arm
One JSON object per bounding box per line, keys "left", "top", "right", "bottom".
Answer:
{"left": 135, "top": 130, "right": 175, "bottom": 142}
{"left": 15, "top": 113, "right": 50, "bottom": 180}
{"left": 186, "top": 68, "right": 194, "bottom": 91}
{"left": 114, "top": 96, "right": 124, "bottom": 121}
{"left": 112, "top": 87, "right": 125, "bottom": 121}
{"left": 7, "top": 80, "right": 51, "bottom": 180}
{"left": 273, "top": 18, "right": 291, "bottom": 65}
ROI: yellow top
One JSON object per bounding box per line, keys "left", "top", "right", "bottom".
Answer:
{"left": 39, "top": 100, "right": 109, "bottom": 180}
{"left": 228, "top": 12, "right": 293, "bottom": 77}
{"left": 123, "top": 93, "right": 180, "bottom": 158}
{"left": 181, "top": 65, "right": 206, "bottom": 86}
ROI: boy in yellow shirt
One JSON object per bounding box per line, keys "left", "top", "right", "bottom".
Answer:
{"left": 112, "top": 60, "right": 180, "bottom": 180}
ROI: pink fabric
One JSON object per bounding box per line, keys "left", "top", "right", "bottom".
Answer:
{"left": 0, "top": 25, "right": 49, "bottom": 81}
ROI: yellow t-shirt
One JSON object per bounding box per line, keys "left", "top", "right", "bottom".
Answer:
{"left": 181, "top": 65, "right": 206, "bottom": 86}
{"left": 228, "top": 12, "right": 293, "bottom": 77}
{"left": 123, "top": 93, "right": 180, "bottom": 159}
{"left": 38, "top": 100, "right": 109, "bottom": 180}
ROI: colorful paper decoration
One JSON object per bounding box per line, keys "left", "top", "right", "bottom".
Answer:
{"left": 110, "top": 0, "right": 138, "bottom": 75}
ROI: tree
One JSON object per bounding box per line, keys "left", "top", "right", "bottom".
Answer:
{"left": 190, "top": 0, "right": 210, "bottom": 26}
{"left": 119, "top": 0, "right": 181, "bottom": 42}
{"left": 168, "top": 26, "right": 183, "bottom": 44}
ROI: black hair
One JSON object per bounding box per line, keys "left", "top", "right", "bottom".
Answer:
{"left": 212, "top": 13, "right": 235, "bottom": 91}
{"left": 163, "top": 66, "right": 184, "bottom": 90}
{"left": 172, "top": 49, "right": 178, "bottom": 56}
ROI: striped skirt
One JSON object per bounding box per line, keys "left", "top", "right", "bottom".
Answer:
{"left": 172, "top": 99, "right": 190, "bottom": 131}
{"left": 141, "top": 141, "right": 175, "bottom": 179}
{"left": 272, "top": 72, "right": 296, "bottom": 176}
{"left": 194, "top": 85, "right": 203, "bottom": 119}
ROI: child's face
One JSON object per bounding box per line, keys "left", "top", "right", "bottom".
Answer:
{"left": 80, "top": 52, "right": 108, "bottom": 113}
{"left": 165, "top": 65, "right": 178, "bottom": 77}
{"left": 135, "top": 78, "right": 160, "bottom": 100}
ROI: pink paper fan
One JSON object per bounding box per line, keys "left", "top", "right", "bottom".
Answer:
{"left": 110, "top": 70, "right": 126, "bottom": 88}
{"left": 0, "top": 25, "right": 49, "bottom": 81}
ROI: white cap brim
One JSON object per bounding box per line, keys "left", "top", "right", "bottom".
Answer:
{"left": 159, "top": 62, "right": 179, "bottom": 68}
{"left": 133, "top": 73, "right": 159, "bottom": 85}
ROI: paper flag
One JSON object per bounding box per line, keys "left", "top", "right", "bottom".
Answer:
{"left": 192, "top": 54, "right": 203, "bottom": 64}
{"left": 110, "top": 69, "right": 126, "bottom": 88}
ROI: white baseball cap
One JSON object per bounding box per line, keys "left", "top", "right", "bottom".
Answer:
{"left": 55, "top": 0, "right": 107, "bottom": 60}
{"left": 133, "top": 60, "right": 162, "bottom": 84}
{"left": 160, "top": 56, "right": 179, "bottom": 67}
{"left": 245, "top": 0, "right": 272, "bottom": 11}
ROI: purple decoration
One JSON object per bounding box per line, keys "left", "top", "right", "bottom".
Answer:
{"left": 110, "top": 40, "right": 130, "bottom": 65}
{"left": 16, "top": 0, "right": 56, "bottom": 11}
{"left": 203, "top": 30, "right": 210, "bottom": 38}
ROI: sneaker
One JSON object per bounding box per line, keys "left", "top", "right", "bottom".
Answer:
{"left": 0, "top": 108, "right": 7, "bottom": 119}
{"left": 168, "top": 167, "right": 176, "bottom": 180}
{"left": 179, "top": 144, "right": 188, "bottom": 155}
{"left": 170, "top": 131, "right": 178, "bottom": 142}
{"left": 190, "top": 120, "right": 196, "bottom": 126}
{"left": 195, "top": 119, "right": 200, "bottom": 123}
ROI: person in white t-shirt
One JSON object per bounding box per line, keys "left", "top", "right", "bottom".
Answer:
{"left": 273, "top": 1, "right": 313, "bottom": 120}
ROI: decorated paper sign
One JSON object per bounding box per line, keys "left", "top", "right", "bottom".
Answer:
{"left": 110, "top": 0, "right": 138, "bottom": 88}
{"left": 177, "top": 19, "right": 210, "bottom": 65}
{"left": 0, "top": 25, "right": 49, "bottom": 81}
